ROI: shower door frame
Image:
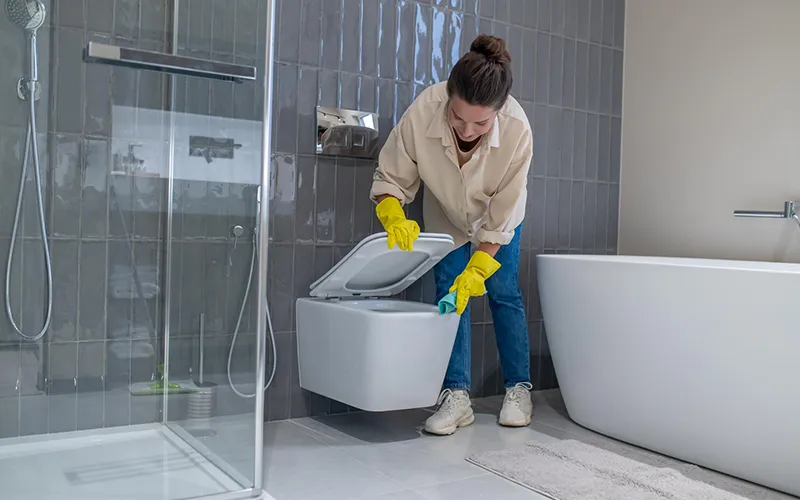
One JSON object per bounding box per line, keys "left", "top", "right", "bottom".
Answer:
{"left": 155, "top": 0, "right": 276, "bottom": 498}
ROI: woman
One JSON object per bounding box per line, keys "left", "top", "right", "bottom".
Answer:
{"left": 370, "top": 35, "right": 533, "bottom": 436}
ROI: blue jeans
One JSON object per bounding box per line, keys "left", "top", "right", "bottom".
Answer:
{"left": 434, "top": 226, "right": 530, "bottom": 391}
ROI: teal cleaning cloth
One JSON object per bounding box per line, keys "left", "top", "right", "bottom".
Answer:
{"left": 438, "top": 291, "right": 458, "bottom": 315}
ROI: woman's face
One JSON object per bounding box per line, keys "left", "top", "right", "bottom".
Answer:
{"left": 447, "top": 95, "right": 497, "bottom": 143}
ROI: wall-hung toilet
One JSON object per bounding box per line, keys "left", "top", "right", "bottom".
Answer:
{"left": 296, "top": 232, "right": 461, "bottom": 412}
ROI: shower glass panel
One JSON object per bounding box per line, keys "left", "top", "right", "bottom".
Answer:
{"left": 0, "top": 1, "right": 272, "bottom": 499}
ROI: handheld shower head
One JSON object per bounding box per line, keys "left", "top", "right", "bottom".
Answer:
{"left": 5, "top": 0, "right": 46, "bottom": 33}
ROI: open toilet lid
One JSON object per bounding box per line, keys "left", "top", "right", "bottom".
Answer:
{"left": 309, "top": 232, "right": 455, "bottom": 299}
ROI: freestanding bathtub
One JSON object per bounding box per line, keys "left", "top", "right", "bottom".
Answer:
{"left": 537, "top": 254, "right": 800, "bottom": 497}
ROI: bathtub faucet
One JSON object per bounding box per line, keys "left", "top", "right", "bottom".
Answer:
{"left": 734, "top": 201, "right": 800, "bottom": 229}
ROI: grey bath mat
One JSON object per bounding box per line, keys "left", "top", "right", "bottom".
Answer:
{"left": 468, "top": 439, "right": 794, "bottom": 500}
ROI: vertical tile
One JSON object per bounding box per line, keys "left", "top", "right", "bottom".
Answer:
{"left": 84, "top": 41, "right": 112, "bottom": 137}
{"left": 600, "top": 47, "right": 614, "bottom": 115}
{"left": 507, "top": 26, "right": 524, "bottom": 97}
{"left": 114, "top": 0, "right": 142, "bottom": 40}
{"left": 315, "top": 157, "right": 336, "bottom": 242}
{"left": 587, "top": 44, "right": 601, "bottom": 112}
{"left": 334, "top": 159, "right": 356, "bottom": 244}
{"left": 414, "top": 3, "right": 433, "bottom": 85}
{"left": 510, "top": 0, "right": 525, "bottom": 27}
{"left": 573, "top": 110, "right": 587, "bottom": 180}
{"left": 544, "top": 178, "right": 559, "bottom": 248}
{"left": 342, "top": 0, "right": 362, "bottom": 73}
{"left": 610, "top": 116, "right": 621, "bottom": 182}
{"left": 47, "top": 342, "right": 78, "bottom": 434}
{"left": 598, "top": 115, "right": 611, "bottom": 182}
{"left": 78, "top": 241, "right": 107, "bottom": 341}
{"left": 534, "top": 32, "right": 550, "bottom": 104}
{"left": 548, "top": 35, "right": 563, "bottom": 106}
{"left": 278, "top": 0, "right": 301, "bottom": 63}
{"left": 612, "top": 49, "right": 624, "bottom": 116}
{"left": 575, "top": 41, "right": 589, "bottom": 110}
{"left": 0, "top": 395, "right": 19, "bottom": 438}
{"left": 321, "top": 0, "right": 343, "bottom": 70}
{"left": 396, "top": 0, "right": 415, "bottom": 82}
{"left": 523, "top": 0, "right": 538, "bottom": 28}
{"left": 589, "top": 0, "right": 603, "bottom": 44}
{"left": 601, "top": 0, "right": 614, "bottom": 46}
{"left": 318, "top": 69, "right": 339, "bottom": 108}
{"left": 478, "top": 0, "right": 495, "bottom": 19}
{"left": 395, "top": 82, "right": 414, "bottom": 122}
{"left": 585, "top": 113, "right": 599, "bottom": 181}
{"left": 564, "top": 0, "right": 579, "bottom": 38}
{"left": 582, "top": 181, "right": 597, "bottom": 250}
{"left": 276, "top": 64, "right": 299, "bottom": 154}
{"left": 209, "top": 0, "right": 235, "bottom": 52}
{"left": 520, "top": 29, "right": 536, "bottom": 102}
{"left": 431, "top": 7, "right": 447, "bottom": 83}
{"left": 613, "top": 0, "right": 625, "bottom": 49}
{"left": 299, "top": 0, "right": 323, "bottom": 66}
{"left": 495, "top": 0, "right": 510, "bottom": 22}
{"left": 362, "top": 0, "right": 380, "bottom": 76}
{"left": 532, "top": 104, "right": 548, "bottom": 176}
{"left": 272, "top": 154, "right": 296, "bottom": 243}
{"left": 537, "top": 0, "right": 551, "bottom": 31}
{"left": 297, "top": 68, "right": 320, "bottom": 155}
{"left": 557, "top": 179, "right": 572, "bottom": 250}
{"left": 570, "top": 181, "right": 584, "bottom": 248}
{"left": 19, "top": 395, "right": 48, "bottom": 436}
{"left": 562, "top": 38, "right": 577, "bottom": 109}
{"left": 378, "top": 0, "right": 398, "bottom": 79}
{"left": 56, "top": 29, "right": 85, "bottom": 135}
{"left": 560, "top": 110, "right": 575, "bottom": 178}
{"left": 377, "top": 79, "right": 395, "bottom": 146}
{"left": 295, "top": 156, "right": 316, "bottom": 243}
{"left": 50, "top": 241, "right": 79, "bottom": 342}
{"left": 447, "top": 10, "right": 463, "bottom": 73}
{"left": 608, "top": 183, "right": 620, "bottom": 249}
{"left": 234, "top": 0, "right": 261, "bottom": 58}
{"left": 87, "top": 0, "right": 114, "bottom": 33}
{"left": 551, "top": 0, "right": 565, "bottom": 35}
{"left": 269, "top": 245, "right": 294, "bottom": 334}
{"left": 460, "top": 14, "right": 477, "bottom": 56}
{"left": 81, "top": 138, "right": 109, "bottom": 238}
{"left": 529, "top": 177, "right": 546, "bottom": 250}
{"left": 482, "top": 324, "right": 501, "bottom": 396}
{"left": 596, "top": 182, "right": 609, "bottom": 249}
{"left": 546, "top": 107, "right": 561, "bottom": 178}
{"left": 52, "top": 135, "right": 82, "bottom": 238}
{"left": 353, "top": 162, "right": 375, "bottom": 241}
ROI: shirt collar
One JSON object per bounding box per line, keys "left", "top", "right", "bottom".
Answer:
{"left": 427, "top": 100, "right": 501, "bottom": 149}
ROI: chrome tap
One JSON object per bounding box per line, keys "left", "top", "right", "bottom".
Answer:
{"left": 734, "top": 201, "right": 800, "bottom": 229}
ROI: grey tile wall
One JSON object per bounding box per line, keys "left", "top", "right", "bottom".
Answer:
{"left": 271, "top": 0, "right": 625, "bottom": 419}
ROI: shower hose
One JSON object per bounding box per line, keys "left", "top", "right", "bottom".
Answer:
{"left": 5, "top": 94, "right": 53, "bottom": 342}
{"left": 227, "top": 232, "right": 277, "bottom": 398}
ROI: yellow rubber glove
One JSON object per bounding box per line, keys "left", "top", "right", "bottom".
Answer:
{"left": 376, "top": 197, "right": 421, "bottom": 251}
{"left": 450, "top": 251, "right": 502, "bottom": 315}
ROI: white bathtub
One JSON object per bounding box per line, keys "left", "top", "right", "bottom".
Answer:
{"left": 537, "top": 254, "right": 800, "bottom": 497}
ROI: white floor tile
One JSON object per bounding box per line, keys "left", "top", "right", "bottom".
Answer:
{"left": 414, "top": 474, "right": 548, "bottom": 500}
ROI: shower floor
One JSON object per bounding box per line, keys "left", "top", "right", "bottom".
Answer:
{"left": 0, "top": 424, "right": 247, "bottom": 500}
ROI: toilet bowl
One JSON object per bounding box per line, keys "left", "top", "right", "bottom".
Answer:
{"left": 296, "top": 232, "right": 460, "bottom": 412}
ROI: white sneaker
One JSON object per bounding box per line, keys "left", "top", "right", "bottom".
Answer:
{"left": 498, "top": 382, "right": 534, "bottom": 427}
{"left": 424, "top": 389, "right": 474, "bottom": 436}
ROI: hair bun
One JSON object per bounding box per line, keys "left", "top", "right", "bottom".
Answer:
{"left": 470, "top": 34, "right": 511, "bottom": 65}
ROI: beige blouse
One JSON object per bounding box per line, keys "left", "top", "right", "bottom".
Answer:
{"left": 371, "top": 82, "right": 533, "bottom": 248}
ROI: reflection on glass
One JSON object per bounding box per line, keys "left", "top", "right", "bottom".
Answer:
{"left": 316, "top": 106, "right": 380, "bottom": 158}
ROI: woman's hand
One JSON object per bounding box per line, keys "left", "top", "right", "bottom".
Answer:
{"left": 375, "top": 197, "right": 421, "bottom": 251}
{"left": 450, "top": 250, "right": 502, "bottom": 315}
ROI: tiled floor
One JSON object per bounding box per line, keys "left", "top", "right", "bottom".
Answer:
{"left": 257, "top": 390, "right": 583, "bottom": 500}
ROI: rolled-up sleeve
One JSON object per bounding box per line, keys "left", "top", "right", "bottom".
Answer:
{"left": 370, "top": 117, "right": 421, "bottom": 206}
{"left": 476, "top": 129, "right": 533, "bottom": 245}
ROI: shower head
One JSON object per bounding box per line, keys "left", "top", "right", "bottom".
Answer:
{"left": 5, "top": 0, "right": 46, "bottom": 33}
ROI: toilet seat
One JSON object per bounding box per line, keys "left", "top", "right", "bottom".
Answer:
{"left": 309, "top": 232, "right": 455, "bottom": 299}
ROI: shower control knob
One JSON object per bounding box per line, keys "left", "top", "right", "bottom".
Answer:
{"left": 232, "top": 225, "right": 244, "bottom": 237}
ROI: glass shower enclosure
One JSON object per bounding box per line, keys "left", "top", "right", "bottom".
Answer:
{"left": 0, "top": 1, "right": 275, "bottom": 499}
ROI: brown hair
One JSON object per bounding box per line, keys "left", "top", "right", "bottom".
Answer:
{"left": 446, "top": 34, "right": 513, "bottom": 110}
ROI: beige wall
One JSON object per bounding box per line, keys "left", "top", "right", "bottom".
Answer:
{"left": 618, "top": 0, "right": 800, "bottom": 262}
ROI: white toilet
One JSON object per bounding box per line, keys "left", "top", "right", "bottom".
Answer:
{"left": 296, "top": 232, "right": 461, "bottom": 412}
